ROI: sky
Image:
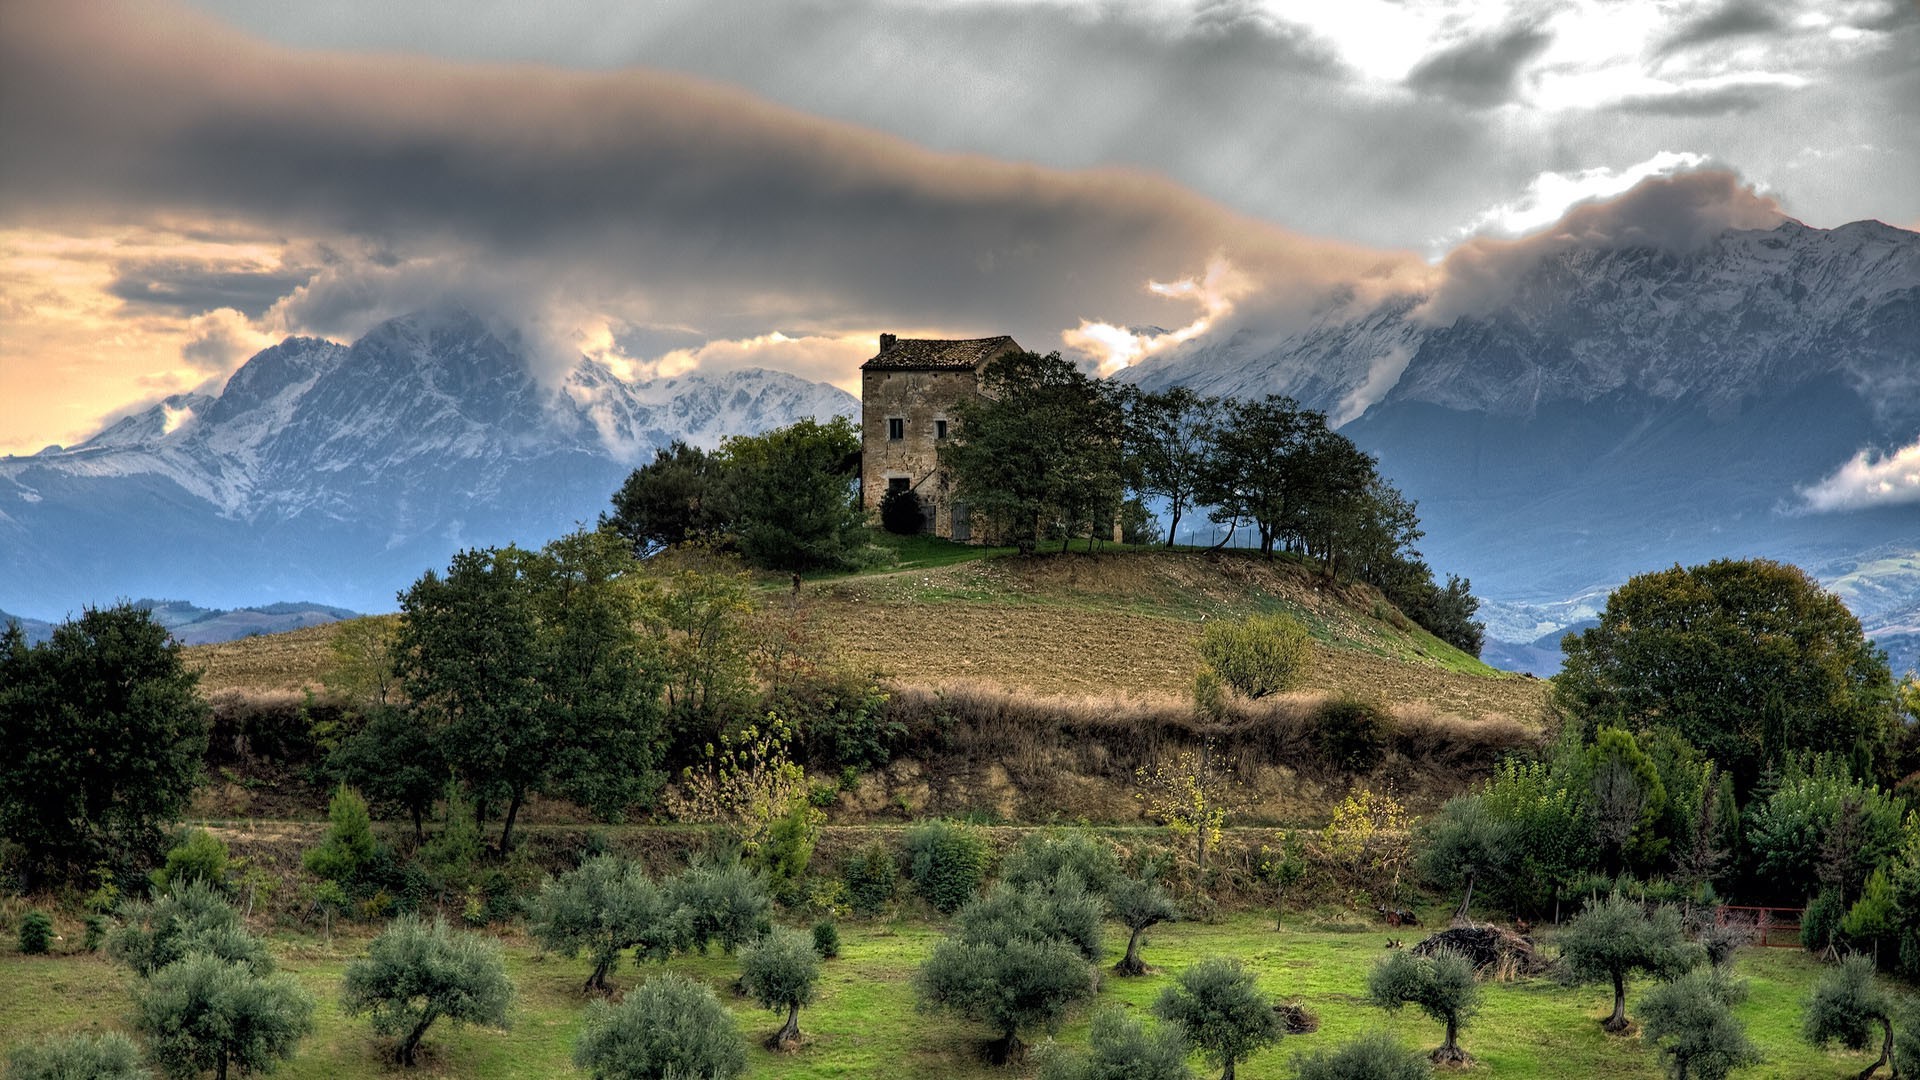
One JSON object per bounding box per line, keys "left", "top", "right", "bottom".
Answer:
{"left": 0, "top": 0, "right": 1916, "bottom": 457}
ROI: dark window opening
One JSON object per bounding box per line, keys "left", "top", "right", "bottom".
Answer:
{"left": 935, "top": 419, "right": 948, "bottom": 440}
{"left": 888, "top": 417, "right": 904, "bottom": 440}
{"left": 888, "top": 477, "right": 911, "bottom": 493}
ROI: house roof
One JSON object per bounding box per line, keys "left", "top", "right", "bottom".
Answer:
{"left": 861, "top": 335, "right": 1021, "bottom": 371}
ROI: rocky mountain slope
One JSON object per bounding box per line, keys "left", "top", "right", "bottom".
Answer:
{"left": 0, "top": 310, "right": 857, "bottom": 617}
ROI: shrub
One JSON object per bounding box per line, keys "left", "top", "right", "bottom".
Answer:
{"left": 1037, "top": 1006, "right": 1192, "bottom": 1080}
{"left": 842, "top": 841, "right": 900, "bottom": 915}
{"left": 17, "top": 910, "right": 53, "bottom": 954}
{"left": 574, "top": 971, "right": 746, "bottom": 1080}
{"left": 107, "top": 880, "right": 271, "bottom": 977}
{"left": 1314, "top": 694, "right": 1394, "bottom": 773}
{"left": 304, "top": 784, "right": 380, "bottom": 893}
{"left": 812, "top": 919, "right": 841, "bottom": 959}
{"left": 1196, "top": 614, "right": 1311, "bottom": 699}
{"left": 1153, "top": 956, "right": 1284, "bottom": 1080}
{"left": 4, "top": 1032, "right": 150, "bottom": 1080}
{"left": 1291, "top": 1031, "right": 1431, "bottom": 1080}
{"left": 906, "top": 820, "right": 992, "bottom": 914}
{"left": 1802, "top": 888, "right": 1846, "bottom": 953}
{"left": 134, "top": 953, "right": 315, "bottom": 1080}
{"left": 341, "top": 915, "right": 514, "bottom": 1066}
{"left": 1804, "top": 953, "right": 1897, "bottom": 1078}
{"left": 151, "top": 828, "right": 231, "bottom": 893}
{"left": 1000, "top": 831, "right": 1121, "bottom": 897}
{"left": 668, "top": 856, "right": 772, "bottom": 955}
{"left": 741, "top": 924, "right": 822, "bottom": 1048}
{"left": 1642, "top": 969, "right": 1759, "bottom": 1080}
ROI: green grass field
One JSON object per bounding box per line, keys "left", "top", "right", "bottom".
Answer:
{"left": 0, "top": 913, "right": 1867, "bottom": 1079}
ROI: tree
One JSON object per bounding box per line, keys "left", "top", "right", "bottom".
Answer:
{"left": 604, "top": 440, "right": 722, "bottom": 556}
{"left": 1418, "top": 795, "right": 1516, "bottom": 923}
{"left": 1137, "top": 739, "right": 1235, "bottom": 874}
{"left": 1000, "top": 831, "right": 1122, "bottom": 897}
{"left": 1804, "top": 953, "right": 1899, "bottom": 1080}
{"left": 5, "top": 1032, "right": 151, "bottom": 1080}
{"left": 1642, "top": 969, "right": 1761, "bottom": 1080}
{"left": 715, "top": 416, "right": 869, "bottom": 571}
{"left": 1367, "top": 947, "right": 1482, "bottom": 1065}
{"left": 666, "top": 855, "right": 772, "bottom": 956}
{"left": 1196, "top": 615, "right": 1311, "bottom": 700}
{"left": 666, "top": 717, "right": 819, "bottom": 895}
{"left": 1560, "top": 894, "right": 1701, "bottom": 1033}
{"left": 1124, "top": 387, "right": 1219, "bottom": 547}
{"left": 326, "top": 707, "right": 442, "bottom": 841}
{"left": 340, "top": 915, "right": 512, "bottom": 1067}
{"left": 108, "top": 880, "right": 270, "bottom": 978}
{"left": 641, "top": 564, "right": 757, "bottom": 754}
{"left": 1108, "top": 871, "right": 1179, "bottom": 977}
{"left": 740, "top": 924, "right": 822, "bottom": 1048}
{"left": 1038, "top": 1006, "right": 1193, "bottom": 1080}
{"left": 1152, "top": 957, "right": 1283, "bottom": 1080}
{"left": 1579, "top": 727, "right": 1668, "bottom": 874}
{"left": 1476, "top": 760, "right": 1594, "bottom": 920}
{"left": 1556, "top": 559, "right": 1895, "bottom": 795}
{"left": 1291, "top": 1031, "right": 1431, "bottom": 1080}
{"left": 1747, "top": 768, "right": 1901, "bottom": 907}
{"left": 134, "top": 953, "right": 315, "bottom": 1080}
{"left": 528, "top": 855, "right": 667, "bottom": 993}
{"left": 0, "top": 605, "right": 209, "bottom": 885}
{"left": 1197, "top": 395, "right": 1319, "bottom": 557}
{"left": 942, "top": 350, "right": 1124, "bottom": 555}
{"left": 915, "top": 878, "right": 1102, "bottom": 1063}
{"left": 573, "top": 971, "right": 746, "bottom": 1080}
{"left": 905, "top": 819, "right": 993, "bottom": 914}
{"left": 303, "top": 784, "right": 379, "bottom": 893}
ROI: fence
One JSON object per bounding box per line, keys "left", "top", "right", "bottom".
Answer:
{"left": 1714, "top": 904, "right": 1804, "bottom": 949}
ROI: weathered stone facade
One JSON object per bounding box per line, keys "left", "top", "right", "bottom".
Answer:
{"left": 860, "top": 333, "right": 1021, "bottom": 539}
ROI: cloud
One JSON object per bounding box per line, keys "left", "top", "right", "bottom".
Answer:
{"left": 1654, "top": 0, "right": 1785, "bottom": 57}
{"left": 179, "top": 307, "right": 279, "bottom": 374}
{"left": 1451, "top": 151, "right": 1712, "bottom": 239}
{"left": 1422, "top": 167, "right": 1787, "bottom": 324}
{"left": 106, "top": 258, "right": 316, "bottom": 317}
{"left": 1607, "top": 78, "right": 1797, "bottom": 116}
{"left": 1404, "top": 25, "right": 1553, "bottom": 108}
{"left": 1800, "top": 438, "right": 1920, "bottom": 512}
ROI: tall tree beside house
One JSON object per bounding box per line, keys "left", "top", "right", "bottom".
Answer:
{"left": 714, "top": 416, "right": 868, "bottom": 571}
{"left": 942, "top": 350, "right": 1125, "bottom": 554}
{"left": 604, "top": 440, "right": 723, "bottom": 557}
{"left": 1124, "top": 386, "right": 1220, "bottom": 547}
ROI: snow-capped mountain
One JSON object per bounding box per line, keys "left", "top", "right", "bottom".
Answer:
{"left": 1124, "top": 218, "right": 1920, "bottom": 671}
{"left": 0, "top": 310, "right": 858, "bottom": 617}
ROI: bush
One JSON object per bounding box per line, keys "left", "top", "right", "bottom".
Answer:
{"left": 341, "top": 915, "right": 514, "bottom": 1066}
{"left": 1314, "top": 694, "right": 1395, "bottom": 773}
{"left": 1292, "top": 1031, "right": 1431, "bottom": 1080}
{"left": 668, "top": 857, "right": 772, "bottom": 955}
{"left": 1804, "top": 953, "right": 1897, "bottom": 1077}
{"left": 134, "top": 953, "right": 315, "bottom": 1080}
{"left": 574, "top": 971, "right": 746, "bottom": 1080}
{"left": 305, "top": 784, "right": 380, "bottom": 894}
{"left": 1802, "top": 888, "right": 1846, "bottom": 952}
{"left": 4, "top": 1031, "right": 150, "bottom": 1080}
{"left": 17, "top": 910, "right": 52, "bottom": 954}
{"left": 151, "top": 828, "right": 231, "bottom": 893}
{"left": 107, "top": 880, "right": 271, "bottom": 977}
{"left": 841, "top": 841, "right": 900, "bottom": 915}
{"left": 1196, "top": 614, "right": 1311, "bottom": 699}
{"left": 1037, "top": 1006, "right": 1192, "bottom": 1080}
{"left": 1642, "top": 969, "right": 1759, "bottom": 1080}
{"left": 812, "top": 919, "right": 841, "bottom": 959}
{"left": 880, "top": 487, "right": 924, "bottom": 535}
{"left": 1000, "top": 831, "right": 1121, "bottom": 897}
{"left": 906, "top": 820, "right": 993, "bottom": 914}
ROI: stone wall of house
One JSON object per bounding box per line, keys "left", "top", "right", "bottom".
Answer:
{"left": 860, "top": 367, "right": 978, "bottom": 538}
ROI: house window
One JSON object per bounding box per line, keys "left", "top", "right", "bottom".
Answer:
{"left": 888, "top": 477, "right": 910, "bottom": 494}
{"left": 888, "top": 417, "right": 904, "bottom": 440}
{"left": 934, "top": 419, "right": 949, "bottom": 441}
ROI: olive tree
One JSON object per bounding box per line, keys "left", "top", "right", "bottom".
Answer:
{"left": 1291, "top": 1031, "right": 1431, "bottom": 1080}
{"left": 1804, "top": 954, "right": 1899, "bottom": 1080}
{"left": 573, "top": 972, "right": 745, "bottom": 1080}
{"left": 528, "top": 855, "right": 667, "bottom": 992}
{"left": 739, "top": 925, "right": 822, "bottom": 1048}
{"left": 1642, "top": 969, "right": 1761, "bottom": 1080}
{"left": 1108, "top": 872, "right": 1179, "bottom": 977}
{"left": 1560, "top": 894, "right": 1701, "bottom": 1033}
{"left": 5, "top": 1032, "right": 151, "bottom": 1080}
{"left": 666, "top": 856, "right": 772, "bottom": 956}
{"left": 108, "top": 881, "right": 270, "bottom": 978}
{"left": 340, "top": 916, "right": 513, "bottom": 1067}
{"left": 1367, "top": 947, "right": 1481, "bottom": 1065}
{"left": 1038, "top": 1006, "right": 1193, "bottom": 1080}
{"left": 1152, "top": 957, "right": 1284, "bottom": 1080}
{"left": 134, "top": 953, "right": 315, "bottom": 1080}
{"left": 1417, "top": 795, "right": 1515, "bottom": 923}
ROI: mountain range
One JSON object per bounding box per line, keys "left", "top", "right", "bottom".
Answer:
{"left": 0, "top": 310, "right": 856, "bottom": 619}
{"left": 1124, "top": 218, "right": 1920, "bottom": 675}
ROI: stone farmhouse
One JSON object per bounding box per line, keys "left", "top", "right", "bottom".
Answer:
{"left": 859, "top": 333, "right": 1022, "bottom": 540}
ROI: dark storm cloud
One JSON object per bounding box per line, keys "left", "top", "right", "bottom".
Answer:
{"left": 1654, "top": 0, "right": 1784, "bottom": 57}
{"left": 1404, "top": 25, "right": 1553, "bottom": 108}
{"left": 0, "top": 0, "right": 1429, "bottom": 354}
{"left": 105, "top": 260, "right": 317, "bottom": 317}
{"left": 1608, "top": 81, "right": 1790, "bottom": 117}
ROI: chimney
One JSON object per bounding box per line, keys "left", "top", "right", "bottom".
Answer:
{"left": 879, "top": 333, "right": 896, "bottom": 353}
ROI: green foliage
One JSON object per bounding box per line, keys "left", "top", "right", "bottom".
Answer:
{"left": 956, "top": 875, "right": 1106, "bottom": 963}
{"left": 1843, "top": 869, "right": 1897, "bottom": 953}
{"left": 1559, "top": 893, "right": 1702, "bottom": 1031}
{"left": 1313, "top": 694, "right": 1394, "bottom": 774}
{"left": 643, "top": 565, "right": 756, "bottom": 754}
{"left": 1153, "top": 956, "right": 1284, "bottom": 1080}
{"left": 304, "top": 784, "right": 379, "bottom": 890}
{"left": 4, "top": 1031, "right": 151, "bottom": 1080}
{"left": 1037, "top": 1006, "right": 1194, "bottom": 1080}
{"left": 666, "top": 856, "right": 772, "bottom": 956}
{"left": 811, "top": 919, "right": 840, "bottom": 959}
{"left": 527, "top": 855, "right": 667, "bottom": 992}
{"left": 1123, "top": 385, "right": 1219, "bottom": 551}
{"left": 107, "top": 880, "right": 271, "bottom": 978}
{"left": 1555, "top": 558, "right": 1896, "bottom": 794}
{"left": 1477, "top": 759, "right": 1595, "bottom": 915}
{"left": 1578, "top": 727, "right": 1669, "bottom": 871}
{"left": 0, "top": 605, "right": 210, "bottom": 885}
{"left": 1196, "top": 614, "right": 1311, "bottom": 700}
{"left": 1746, "top": 768, "right": 1901, "bottom": 904}
{"left": 152, "top": 829, "right": 232, "bottom": 894}
{"left": 134, "top": 952, "right": 315, "bottom": 1080}
{"left": 604, "top": 440, "right": 723, "bottom": 557}
{"left": 1418, "top": 795, "right": 1516, "bottom": 920}
{"left": 841, "top": 841, "right": 900, "bottom": 916}
{"left": 914, "top": 929, "right": 1095, "bottom": 1062}
{"left": 1290, "top": 1031, "right": 1432, "bottom": 1080}
{"left": 573, "top": 971, "right": 746, "bottom": 1080}
{"left": 341, "top": 915, "right": 513, "bottom": 1066}
{"left": 1367, "top": 947, "right": 1481, "bottom": 1061}
{"left": 880, "top": 486, "right": 925, "bottom": 535}
{"left": 326, "top": 706, "right": 443, "bottom": 839}
{"left": 1000, "top": 831, "right": 1121, "bottom": 897}
{"left": 1640, "top": 969, "right": 1761, "bottom": 1080}
{"left": 906, "top": 820, "right": 993, "bottom": 914}
{"left": 1803, "top": 953, "right": 1894, "bottom": 1074}
{"left": 1802, "top": 889, "right": 1847, "bottom": 952}
{"left": 17, "top": 910, "right": 52, "bottom": 954}
{"left": 740, "top": 924, "right": 821, "bottom": 1044}
{"left": 420, "top": 784, "right": 483, "bottom": 896}
{"left": 1109, "top": 872, "right": 1180, "bottom": 976}
{"left": 715, "top": 416, "right": 870, "bottom": 571}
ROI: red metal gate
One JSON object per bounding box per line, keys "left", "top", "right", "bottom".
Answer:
{"left": 1715, "top": 904, "right": 1804, "bottom": 948}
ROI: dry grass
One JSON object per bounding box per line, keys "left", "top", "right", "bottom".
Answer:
{"left": 188, "top": 621, "right": 344, "bottom": 693}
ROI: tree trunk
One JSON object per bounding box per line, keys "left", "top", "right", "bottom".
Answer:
{"left": 1603, "top": 971, "right": 1629, "bottom": 1032}
{"left": 399, "top": 1007, "right": 439, "bottom": 1066}
{"left": 1858, "top": 1015, "right": 1892, "bottom": 1080}
{"left": 1221, "top": 1058, "right": 1236, "bottom": 1080}
{"left": 1166, "top": 505, "right": 1182, "bottom": 547}
{"left": 216, "top": 1052, "right": 228, "bottom": 1080}
{"left": 1454, "top": 873, "right": 1476, "bottom": 924}
{"left": 498, "top": 787, "right": 525, "bottom": 852}
{"left": 411, "top": 802, "right": 425, "bottom": 842}
{"left": 988, "top": 1029, "right": 1023, "bottom": 1065}
{"left": 768, "top": 1002, "right": 801, "bottom": 1049}
{"left": 587, "top": 955, "right": 611, "bottom": 993}
{"left": 1116, "top": 926, "right": 1147, "bottom": 976}
{"left": 1431, "top": 1015, "right": 1470, "bottom": 1065}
